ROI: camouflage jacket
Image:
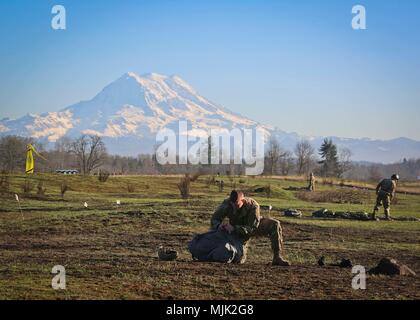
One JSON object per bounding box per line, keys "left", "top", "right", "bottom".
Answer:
{"left": 210, "top": 197, "right": 261, "bottom": 240}
{"left": 376, "top": 179, "right": 396, "bottom": 198}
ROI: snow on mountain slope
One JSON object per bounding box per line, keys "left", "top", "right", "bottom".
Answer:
{"left": 1, "top": 72, "right": 419, "bottom": 163}
{"left": 0, "top": 110, "right": 75, "bottom": 142}
{"left": 59, "top": 72, "right": 268, "bottom": 139}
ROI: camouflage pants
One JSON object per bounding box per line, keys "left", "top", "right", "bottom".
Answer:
{"left": 240, "top": 217, "right": 284, "bottom": 264}
{"left": 308, "top": 182, "right": 315, "bottom": 191}
{"left": 373, "top": 192, "right": 391, "bottom": 217}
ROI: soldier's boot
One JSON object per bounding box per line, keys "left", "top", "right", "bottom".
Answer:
{"left": 272, "top": 252, "right": 291, "bottom": 266}
{"left": 254, "top": 218, "right": 291, "bottom": 266}
{"left": 239, "top": 243, "right": 248, "bottom": 264}
{"left": 385, "top": 209, "right": 392, "bottom": 221}
{"left": 371, "top": 208, "right": 379, "bottom": 221}
{"left": 270, "top": 222, "right": 290, "bottom": 266}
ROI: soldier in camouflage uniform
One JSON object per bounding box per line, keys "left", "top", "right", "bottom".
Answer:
{"left": 372, "top": 174, "right": 399, "bottom": 221}
{"left": 211, "top": 190, "right": 290, "bottom": 266}
{"left": 308, "top": 172, "right": 315, "bottom": 191}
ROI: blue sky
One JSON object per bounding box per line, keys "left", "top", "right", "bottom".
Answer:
{"left": 0, "top": 0, "right": 419, "bottom": 140}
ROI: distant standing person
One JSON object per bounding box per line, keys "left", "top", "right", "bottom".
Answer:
{"left": 372, "top": 174, "right": 399, "bottom": 221}
{"left": 308, "top": 172, "right": 316, "bottom": 191}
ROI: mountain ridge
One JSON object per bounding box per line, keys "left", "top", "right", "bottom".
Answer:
{"left": 1, "top": 72, "right": 420, "bottom": 163}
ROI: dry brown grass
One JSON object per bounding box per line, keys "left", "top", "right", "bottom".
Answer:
{"left": 296, "top": 189, "right": 373, "bottom": 204}
{"left": 270, "top": 175, "right": 420, "bottom": 195}
{"left": 0, "top": 173, "right": 419, "bottom": 299}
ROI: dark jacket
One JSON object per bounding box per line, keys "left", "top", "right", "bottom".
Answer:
{"left": 376, "top": 179, "right": 396, "bottom": 199}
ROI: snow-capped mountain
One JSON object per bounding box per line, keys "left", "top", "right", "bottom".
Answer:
{"left": 1, "top": 72, "right": 420, "bottom": 163}
{"left": 0, "top": 72, "right": 272, "bottom": 154}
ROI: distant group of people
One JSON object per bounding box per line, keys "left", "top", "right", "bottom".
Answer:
{"left": 195, "top": 173, "right": 400, "bottom": 266}
{"left": 306, "top": 172, "right": 399, "bottom": 221}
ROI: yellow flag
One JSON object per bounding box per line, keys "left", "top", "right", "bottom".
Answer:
{"left": 26, "top": 144, "right": 35, "bottom": 174}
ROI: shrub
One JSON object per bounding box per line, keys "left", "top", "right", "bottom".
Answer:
{"left": 127, "top": 183, "right": 135, "bottom": 193}
{"left": 60, "top": 182, "right": 69, "bottom": 199}
{"left": 98, "top": 170, "right": 110, "bottom": 182}
{"left": 265, "top": 184, "right": 272, "bottom": 198}
{"left": 0, "top": 175, "right": 10, "bottom": 194}
{"left": 21, "top": 180, "right": 34, "bottom": 194}
{"left": 37, "top": 180, "right": 47, "bottom": 196}
{"left": 219, "top": 180, "right": 224, "bottom": 192}
{"left": 178, "top": 174, "right": 191, "bottom": 199}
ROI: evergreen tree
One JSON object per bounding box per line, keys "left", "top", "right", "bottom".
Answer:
{"left": 318, "top": 138, "right": 340, "bottom": 177}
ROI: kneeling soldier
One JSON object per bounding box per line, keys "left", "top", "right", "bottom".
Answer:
{"left": 211, "top": 190, "right": 290, "bottom": 266}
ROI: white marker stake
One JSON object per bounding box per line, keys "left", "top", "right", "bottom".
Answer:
{"left": 15, "top": 194, "right": 24, "bottom": 220}
{"left": 116, "top": 199, "right": 121, "bottom": 214}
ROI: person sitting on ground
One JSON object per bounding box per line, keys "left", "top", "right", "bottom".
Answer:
{"left": 210, "top": 190, "right": 290, "bottom": 266}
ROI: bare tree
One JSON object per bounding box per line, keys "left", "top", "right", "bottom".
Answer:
{"left": 0, "top": 135, "right": 34, "bottom": 173}
{"left": 279, "top": 150, "right": 294, "bottom": 175}
{"left": 294, "top": 140, "right": 315, "bottom": 175}
{"left": 203, "top": 135, "right": 215, "bottom": 174}
{"left": 265, "top": 138, "right": 283, "bottom": 175}
{"left": 339, "top": 147, "right": 353, "bottom": 175}
{"left": 50, "top": 136, "right": 75, "bottom": 170}
{"left": 71, "top": 135, "right": 107, "bottom": 175}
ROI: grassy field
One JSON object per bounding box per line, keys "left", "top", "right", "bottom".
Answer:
{"left": 0, "top": 173, "right": 419, "bottom": 299}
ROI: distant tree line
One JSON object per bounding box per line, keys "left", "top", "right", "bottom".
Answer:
{"left": 264, "top": 137, "right": 353, "bottom": 178}
{"left": 1, "top": 134, "right": 419, "bottom": 181}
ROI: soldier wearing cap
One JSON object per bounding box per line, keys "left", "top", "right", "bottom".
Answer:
{"left": 372, "top": 174, "right": 399, "bottom": 220}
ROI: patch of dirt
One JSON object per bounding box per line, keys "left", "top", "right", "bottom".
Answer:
{"left": 0, "top": 214, "right": 418, "bottom": 299}
{"left": 296, "top": 189, "right": 373, "bottom": 204}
